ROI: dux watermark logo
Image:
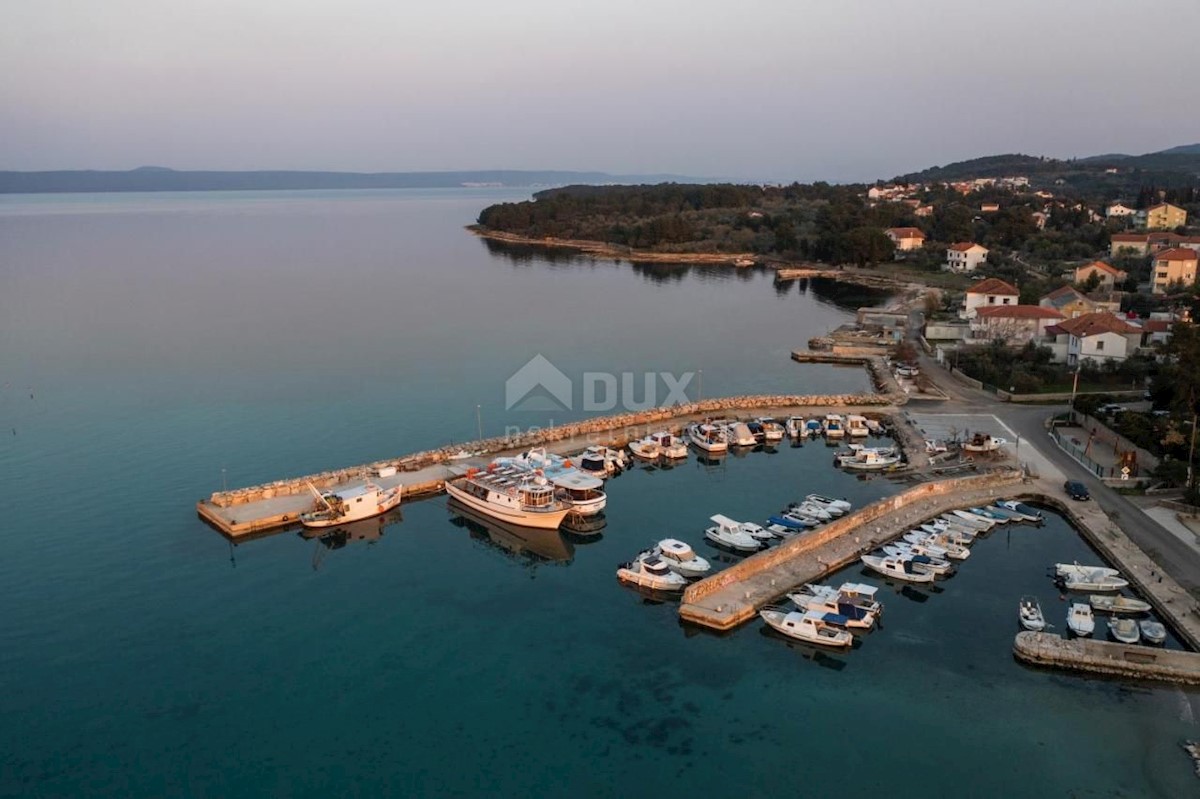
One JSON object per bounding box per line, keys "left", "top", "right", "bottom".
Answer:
{"left": 505, "top": 354, "right": 694, "bottom": 412}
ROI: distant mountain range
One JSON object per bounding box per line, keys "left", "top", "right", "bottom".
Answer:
{"left": 0, "top": 167, "right": 701, "bottom": 194}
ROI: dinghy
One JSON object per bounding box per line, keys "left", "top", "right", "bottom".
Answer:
{"left": 1139, "top": 620, "right": 1167, "bottom": 645}
{"left": 760, "top": 609, "right": 853, "bottom": 649}
{"left": 1018, "top": 596, "right": 1046, "bottom": 631}
{"left": 1108, "top": 616, "right": 1140, "bottom": 644}
{"left": 1088, "top": 595, "right": 1151, "bottom": 614}
{"left": 1067, "top": 603, "right": 1095, "bottom": 637}
{"left": 861, "top": 554, "right": 936, "bottom": 583}
{"left": 704, "top": 515, "right": 761, "bottom": 553}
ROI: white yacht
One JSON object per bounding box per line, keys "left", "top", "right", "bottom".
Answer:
{"left": 653, "top": 539, "right": 711, "bottom": 578}
{"left": 861, "top": 554, "right": 936, "bottom": 583}
{"left": 648, "top": 431, "right": 688, "bottom": 459}
{"left": 845, "top": 414, "right": 870, "bottom": 438}
{"left": 445, "top": 467, "right": 571, "bottom": 529}
{"left": 1019, "top": 596, "right": 1046, "bottom": 631}
{"left": 617, "top": 553, "right": 688, "bottom": 592}
{"left": 301, "top": 480, "right": 403, "bottom": 528}
{"left": 704, "top": 514, "right": 761, "bottom": 552}
{"left": 628, "top": 437, "right": 662, "bottom": 461}
{"left": 823, "top": 414, "right": 846, "bottom": 439}
{"left": 1067, "top": 603, "right": 1095, "bottom": 637}
{"left": 686, "top": 423, "right": 728, "bottom": 453}
{"left": 785, "top": 416, "right": 805, "bottom": 438}
{"left": 760, "top": 609, "right": 853, "bottom": 648}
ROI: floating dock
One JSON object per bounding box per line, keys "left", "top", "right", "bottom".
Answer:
{"left": 1014, "top": 632, "right": 1200, "bottom": 685}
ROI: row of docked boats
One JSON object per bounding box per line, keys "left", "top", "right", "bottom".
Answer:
{"left": 616, "top": 538, "right": 713, "bottom": 592}
{"left": 683, "top": 414, "right": 885, "bottom": 453}
{"left": 1052, "top": 601, "right": 1167, "bottom": 644}
{"left": 759, "top": 582, "right": 883, "bottom": 648}
{"left": 703, "top": 494, "right": 852, "bottom": 554}
{"left": 1014, "top": 559, "right": 1168, "bottom": 645}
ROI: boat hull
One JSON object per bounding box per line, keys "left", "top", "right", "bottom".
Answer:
{"left": 445, "top": 482, "right": 570, "bottom": 529}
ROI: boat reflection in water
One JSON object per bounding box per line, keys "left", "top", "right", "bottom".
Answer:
{"left": 757, "top": 625, "right": 850, "bottom": 671}
{"left": 298, "top": 509, "right": 400, "bottom": 570}
{"left": 448, "top": 499, "right": 574, "bottom": 566}
{"left": 561, "top": 512, "right": 607, "bottom": 542}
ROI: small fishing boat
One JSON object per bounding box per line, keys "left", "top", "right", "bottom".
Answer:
{"left": 760, "top": 609, "right": 854, "bottom": 648}
{"left": 806, "top": 494, "right": 852, "bottom": 513}
{"left": 1088, "top": 595, "right": 1151, "bottom": 614}
{"left": 739, "top": 522, "right": 776, "bottom": 543}
{"left": 861, "top": 554, "right": 936, "bottom": 583}
{"left": 996, "top": 499, "right": 1043, "bottom": 522}
{"left": 823, "top": 414, "right": 846, "bottom": 439}
{"left": 803, "top": 419, "right": 824, "bottom": 437}
{"left": 904, "top": 531, "right": 970, "bottom": 560}
{"left": 1108, "top": 616, "right": 1140, "bottom": 644}
{"left": 648, "top": 431, "right": 688, "bottom": 459}
{"left": 723, "top": 421, "right": 758, "bottom": 448}
{"left": 786, "top": 501, "right": 832, "bottom": 521}
{"left": 1139, "top": 620, "right": 1167, "bottom": 645}
{"left": 881, "top": 546, "right": 952, "bottom": 575}
{"left": 968, "top": 506, "right": 1010, "bottom": 524}
{"left": 798, "top": 496, "right": 846, "bottom": 517}
{"left": 756, "top": 417, "right": 786, "bottom": 442}
{"left": 627, "top": 437, "right": 662, "bottom": 461}
{"left": 1019, "top": 596, "right": 1046, "bottom": 631}
{"left": 1067, "top": 603, "right": 1095, "bottom": 637}
{"left": 765, "top": 522, "right": 801, "bottom": 538}
{"left": 838, "top": 448, "right": 901, "bottom": 471}
{"left": 963, "top": 433, "right": 1003, "bottom": 453}
{"left": 788, "top": 587, "right": 878, "bottom": 629}
{"left": 828, "top": 582, "right": 884, "bottom": 616}
{"left": 864, "top": 418, "right": 885, "bottom": 435}
{"left": 936, "top": 514, "right": 983, "bottom": 534}
{"left": 845, "top": 414, "right": 871, "bottom": 438}
{"left": 653, "top": 538, "right": 711, "bottom": 578}
{"left": 745, "top": 421, "right": 767, "bottom": 444}
{"left": 301, "top": 480, "right": 404, "bottom": 528}
{"left": 1055, "top": 562, "right": 1120, "bottom": 579}
{"left": 952, "top": 509, "right": 996, "bottom": 529}
{"left": 617, "top": 553, "right": 688, "bottom": 592}
{"left": 768, "top": 514, "right": 818, "bottom": 531}
{"left": 687, "top": 423, "right": 729, "bottom": 454}
{"left": 705, "top": 514, "right": 761, "bottom": 553}
{"left": 785, "top": 416, "right": 805, "bottom": 438}
{"left": 1062, "top": 571, "right": 1129, "bottom": 592}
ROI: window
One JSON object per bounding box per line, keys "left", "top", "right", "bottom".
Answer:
{"left": 1003, "top": 297, "right": 1011, "bottom": 304}
{"left": 1095, "top": 340, "right": 1104, "bottom": 351}
{"left": 988, "top": 296, "right": 995, "bottom": 304}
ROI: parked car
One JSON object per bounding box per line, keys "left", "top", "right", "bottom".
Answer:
{"left": 1098, "top": 404, "right": 1127, "bottom": 416}
{"left": 1064, "top": 480, "right": 1090, "bottom": 501}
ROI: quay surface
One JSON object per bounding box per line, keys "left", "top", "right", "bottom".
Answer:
{"left": 678, "top": 470, "right": 1023, "bottom": 630}
{"left": 1014, "top": 632, "right": 1200, "bottom": 685}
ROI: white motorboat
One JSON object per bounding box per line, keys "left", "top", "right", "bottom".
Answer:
{"left": 576, "top": 445, "right": 626, "bottom": 478}
{"left": 968, "top": 506, "right": 1010, "bottom": 524}
{"left": 1139, "top": 620, "right": 1167, "bottom": 645}
{"left": 952, "top": 509, "right": 996, "bottom": 529}
{"left": 785, "top": 416, "right": 805, "bottom": 438}
{"left": 769, "top": 513, "right": 819, "bottom": 530}
{"left": 903, "top": 531, "right": 970, "bottom": 560}
{"left": 803, "top": 419, "right": 824, "bottom": 437}
{"left": 653, "top": 538, "right": 711, "bottom": 578}
{"left": 649, "top": 431, "right": 688, "bottom": 459}
{"left": 760, "top": 609, "right": 853, "bottom": 648}
{"left": 766, "top": 522, "right": 800, "bottom": 538}
{"left": 1088, "top": 595, "right": 1152, "bottom": 614}
{"left": 617, "top": 553, "right": 689, "bottom": 592}
{"left": 1019, "top": 596, "right": 1046, "bottom": 631}
{"left": 934, "top": 514, "right": 981, "bottom": 536}
{"left": 687, "top": 423, "right": 729, "bottom": 453}
{"left": 945, "top": 512, "right": 991, "bottom": 532}
{"left": 1067, "top": 603, "right": 1095, "bottom": 637}
{"left": 755, "top": 417, "right": 786, "bottom": 442}
{"left": 806, "top": 494, "right": 852, "bottom": 513}
{"left": 445, "top": 468, "right": 571, "bottom": 529}
{"left": 1108, "top": 616, "right": 1140, "bottom": 644}
{"left": 845, "top": 414, "right": 870, "bottom": 438}
{"left": 834, "top": 582, "right": 883, "bottom": 615}
{"left": 704, "top": 514, "right": 761, "bottom": 553}
{"left": 786, "top": 501, "right": 832, "bottom": 521}
{"left": 864, "top": 418, "right": 885, "bottom": 435}
{"left": 996, "top": 500, "right": 1043, "bottom": 522}
{"left": 823, "top": 414, "right": 846, "bottom": 439}
{"left": 501, "top": 446, "right": 566, "bottom": 472}
{"left": 301, "top": 480, "right": 404, "bottom": 528}
{"left": 739, "top": 522, "right": 776, "bottom": 543}
{"left": 1055, "top": 562, "right": 1120, "bottom": 579}
{"left": 788, "top": 587, "right": 878, "bottom": 629}
{"left": 1062, "top": 571, "right": 1129, "bottom": 592}
{"left": 838, "top": 448, "right": 901, "bottom": 471}
{"left": 628, "top": 437, "right": 662, "bottom": 461}
{"left": 881, "top": 546, "right": 952, "bottom": 575}
{"left": 723, "top": 421, "right": 757, "bottom": 448}
{"left": 861, "top": 554, "right": 936, "bottom": 583}
{"left": 548, "top": 471, "right": 607, "bottom": 516}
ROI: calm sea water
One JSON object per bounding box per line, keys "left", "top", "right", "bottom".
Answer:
{"left": 1, "top": 189, "right": 1196, "bottom": 797}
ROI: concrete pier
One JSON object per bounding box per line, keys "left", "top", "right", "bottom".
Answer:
{"left": 1014, "top": 632, "right": 1200, "bottom": 685}
{"left": 678, "top": 470, "right": 1023, "bottom": 630}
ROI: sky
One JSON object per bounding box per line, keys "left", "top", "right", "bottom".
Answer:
{"left": 3, "top": 0, "right": 1199, "bottom": 182}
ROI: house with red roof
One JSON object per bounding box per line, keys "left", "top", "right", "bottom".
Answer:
{"left": 961, "top": 277, "right": 1019, "bottom": 319}
{"left": 884, "top": 227, "right": 926, "bottom": 252}
{"left": 945, "top": 242, "right": 989, "bottom": 273}
{"left": 969, "top": 305, "right": 1063, "bottom": 346}
{"left": 1044, "top": 312, "right": 1142, "bottom": 365}
{"left": 1073, "top": 260, "right": 1127, "bottom": 290}
{"left": 1151, "top": 248, "right": 1199, "bottom": 294}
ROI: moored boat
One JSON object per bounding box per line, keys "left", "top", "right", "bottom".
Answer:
{"left": 881, "top": 546, "right": 952, "bottom": 575}
{"left": 1108, "top": 616, "right": 1140, "bottom": 644}
{"left": 861, "top": 554, "right": 936, "bottom": 583}
{"left": 576, "top": 445, "right": 627, "bottom": 478}
{"left": 952, "top": 509, "right": 997, "bottom": 529}
{"left": 805, "top": 493, "right": 852, "bottom": 513}
{"left": 1061, "top": 571, "right": 1129, "bottom": 592}
{"left": 997, "top": 499, "right": 1043, "bottom": 522}
{"left": 704, "top": 514, "right": 761, "bottom": 552}
{"left": 301, "top": 480, "right": 404, "bottom": 528}
{"left": 788, "top": 586, "right": 878, "bottom": 629}
{"left": 823, "top": 414, "right": 846, "bottom": 439}
{"left": 1055, "top": 562, "right": 1120, "bottom": 579}
{"left": 723, "top": 421, "right": 757, "bottom": 448}
{"left": 1019, "top": 595, "right": 1046, "bottom": 631}
{"left": 845, "top": 414, "right": 870, "bottom": 438}
{"left": 649, "top": 431, "right": 688, "bottom": 459}
{"left": 838, "top": 448, "right": 900, "bottom": 471}
{"left": 549, "top": 471, "right": 607, "bottom": 516}
{"left": 1067, "top": 603, "right": 1095, "bottom": 637}
{"left": 617, "top": 553, "right": 688, "bottom": 592}
{"left": 1088, "top": 594, "right": 1151, "bottom": 614}
{"left": 760, "top": 608, "right": 854, "bottom": 648}
{"left": 687, "top": 422, "right": 729, "bottom": 453}
{"left": 968, "top": 506, "right": 1010, "bottom": 523}
{"left": 785, "top": 416, "right": 805, "bottom": 438}
{"left": 904, "top": 531, "right": 970, "bottom": 560}
{"left": 1139, "top": 620, "right": 1167, "bottom": 645}
{"left": 445, "top": 468, "right": 571, "bottom": 529}
{"left": 756, "top": 417, "right": 786, "bottom": 442}
{"left": 628, "top": 437, "right": 662, "bottom": 461}
{"left": 768, "top": 514, "right": 818, "bottom": 531}
{"left": 803, "top": 419, "right": 824, "bottom": 437}
{"left": 652, "top": 538, "right": 711, "bottom": 578}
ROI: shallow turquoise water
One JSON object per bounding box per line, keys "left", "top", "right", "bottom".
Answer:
{"left": 1, "top": 190, "right": 1196, "bottom": 797}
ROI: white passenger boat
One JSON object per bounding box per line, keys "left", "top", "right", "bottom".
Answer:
{"left": 1108, "top": 616, "right": 1140, "bottom": 644}
{"left": 996, "top": 500, "right": 1043, "bottom": 522}
{"left": 1019, "top": 596, "right": 1046, "bottom": 631}
{"left": 755, "top": 417, "right": 786, "bottom": 442}
{"left": 881, "top": 546, "right": 952, "bottom": 575}
{"left": 805, "top": 494, "right": 852, "bottom": 514}
{"left": 785, "top": 416, "right": 805, "bottom": 438}
{"left": 628, "top": 437, "right": 662, "bottom": 461}
{"left": 617, "top": 553, "right": 688, "bottom": 592}
{"left": 445, "top": 468, "right": 571, "bottom": 529}
{"left": 652, "top": 538, "right": 711, "bottom": 579}
{"left": 549, "top": 471, "right": 607, "bottom": 516}
{"left": 704, "top": 514, "right": 761, "bottom": 552}
{"left": 861, "top": 554, "right": 936, "bottom": 583}
{"left": 648, "top": 431, "right": 688, "bottom": 459}
{"left": 1139, "top": 620, "right": 1167, "bottom": 645}
{"left": 301, "top": 480, "right": 404, "bottom": 528}
{"left": 723, "top": 421, "right": 757, "bottom": 448}
{"left": 760, "top": 609, "right": 854, "bottom": 648}
{"left": 1088, "top": 595, "right": 1152, "bottom": 614}
{"left": 1067, "top": 603, "right": 1095, "bottom": 637}
{"left": 845, "top": 414, "right": 870, "bottom": 438}
{"left": 788, "top": 587, "right": 878, "bottom": 629}
{"left": 823, "top": 414, "right": 846, "bottom": 439}
{"left": 687, "top": 423, "right": 729, "bottom": 453}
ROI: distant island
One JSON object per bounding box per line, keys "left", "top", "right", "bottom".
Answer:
{"left": 0, "top": 167, "right": 700, "bottom": 194}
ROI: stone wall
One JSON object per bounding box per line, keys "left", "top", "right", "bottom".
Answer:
{"left": 681, "top": 470, "right": 1022, "bottom": 604}
{"left": 1014, "top": 632, "right": 1200, "bottom": 685}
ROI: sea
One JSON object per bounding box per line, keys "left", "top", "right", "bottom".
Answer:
{"left": 0, "top": 188, "right": 1196, "bottom": 797}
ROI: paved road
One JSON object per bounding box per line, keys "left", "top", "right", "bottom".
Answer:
{"left": 915, "top": 350, "right": 1200, "bottom": 594}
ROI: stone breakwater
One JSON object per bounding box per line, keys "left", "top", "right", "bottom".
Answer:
{"left": 679, "top": 470, "right": 1023, "bottom": 629}
{"left": 1013, "top": 632, "right": 1200, "bottom": 685}
{"left": 207, "top": 391, "right": 900, "bottom": 509}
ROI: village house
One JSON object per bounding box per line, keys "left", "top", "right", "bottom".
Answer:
{"left": 1040, "top": 285, "right": 1101, "bottom": 319}
{"left": 1106, "top": 202, "right": 1136, "bottom": 218}
{"left": 970, "top": 305, "right": 1063, "bottom": 346}
{"left": 1043, "top": 312, "right": 1142, "bottom": 366}
{"left": 885, "top": 227, "right": 926, "bottom": 252}
{"left": 1073, "top": 260, "right": 1127, "bottom": 290}
{"left": 914, "top": 204, "right": 934, "bottom": 218}
{"left": 980, "top": 202, "right": 1000, "bottom": 213}
{"left": 961, "top": 277, "right": 1019, "bottom": 319}
{"left": 1108, "top": 231, "right": 1192, "bottom": 258}
{"left": 945, "top": 242, "right": 989, "bottom": 273}
{"left": 1142, "top": 202, "right": 1187, "bottom": 230}
{"left": 1151, "top": 248, "right": 1199, "bottom": 294}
